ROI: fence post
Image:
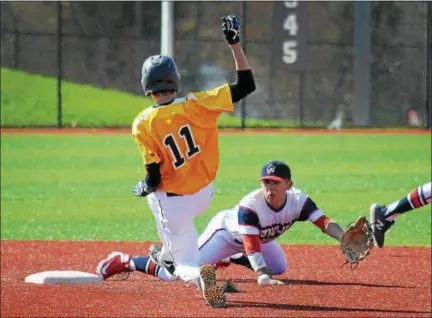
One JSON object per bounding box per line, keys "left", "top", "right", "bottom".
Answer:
{"left": 426, "top": 1, "right": 431, "bottom": 129}
{"left": 13, "top": 14, "right": 19, "bottom": 68}
{"left": 240, "top": 1, "right": 247, "bottom": 129}
{"left": 353, "top": 0, "right": 372, "bottom": 126}
{"left": 299, "top": 72, "right": 304, "bottom": 127}
{"left": 161, "top": 1, "right": 175, "bottom": 58}
{"left": 56, "top": 1, "right": 63, "bottom": 128}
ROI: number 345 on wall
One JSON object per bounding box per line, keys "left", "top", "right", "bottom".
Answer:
{"left": 272, "top": 0, "right": 306, "bottom": 70}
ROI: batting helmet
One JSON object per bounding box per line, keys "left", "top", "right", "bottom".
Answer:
{"left": 141, "top": 55, "right": 180, "bottom": 96}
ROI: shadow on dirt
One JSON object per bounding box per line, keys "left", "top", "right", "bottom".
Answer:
{"left": 228, "top": 301, "right": 430, "bottom": 314}
{"left": 230, "top": 278, "right": 414, "bottom": 289}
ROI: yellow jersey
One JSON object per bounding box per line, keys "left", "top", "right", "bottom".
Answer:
{"left": 132, "top": 84, "right": 234, "bottom": 195}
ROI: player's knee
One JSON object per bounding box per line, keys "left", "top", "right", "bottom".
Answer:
{"left": 270, "top": 259, "right": 288, "bottom": 275}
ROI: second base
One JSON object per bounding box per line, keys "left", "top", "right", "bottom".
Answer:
{"left": 25, "top": 270, "right": 103, "bottom": 284}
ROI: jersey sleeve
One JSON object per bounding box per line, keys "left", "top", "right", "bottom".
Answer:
{"left": 298, "top": 195, "right": 324, "bottom": 222}
{"left": 238, "top": 206, "right": 260, "bottom": 235}
{"left": 132, "top": 111, "right": 161, "bottom": 166}
{"left": 188, "top": 84, "right": 234, "bottom": 114}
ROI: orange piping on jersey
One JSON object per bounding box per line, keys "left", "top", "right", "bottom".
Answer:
{"left": 313, "top": 215, "right": 331, "bottom": 231}
{"left": 243, "top": 234, "right": 261, "bottom": 255}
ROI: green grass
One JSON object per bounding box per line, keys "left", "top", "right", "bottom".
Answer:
{"left": 1, "top": 67, "right": 325, "bottom": 128}
{"left": 1, "top": 133, "right": 431, "bottom": 246}
{"left": 1, "top": 68, "right": 153, "bottom": 127}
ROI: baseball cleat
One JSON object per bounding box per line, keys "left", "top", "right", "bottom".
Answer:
{"left": 214, "top": 258, "right": 231, "bottom": 271}
{"left": 369, "top": 204, "right": 395, "bottom": 248}
{"left": 96, "top": 251, "right": 132, "bottom": 280}
{"left": 149, "top": 243, "right": 176, "bottom": 275}
{"left": 199, "top": 264, "right": 226, "bottom": 308}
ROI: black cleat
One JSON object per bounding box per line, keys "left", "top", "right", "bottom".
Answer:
{"left": 149, "top": 243, "right": 176, "bottom": 275}
{"left": 369, "top": 204, "right": 395, "bottom": 248}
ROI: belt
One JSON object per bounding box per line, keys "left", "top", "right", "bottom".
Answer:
{"left": 167, "top": 192, "right": 182, "bottom": 197}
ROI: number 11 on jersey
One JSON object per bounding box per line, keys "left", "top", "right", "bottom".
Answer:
{"left": 163, "top": 124, "right": 201, "bottom": 168}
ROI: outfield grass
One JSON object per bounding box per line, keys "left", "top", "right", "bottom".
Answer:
{"left": 1, "top": 133, "right": 430, "bottom": 246}
{"left": 1, "top": 68, "right": 153, "bottom": 127}
{"left": 1, "top": 68, "right": 325, "bottom": 128}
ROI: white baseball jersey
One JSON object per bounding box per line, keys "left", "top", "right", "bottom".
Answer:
{"left": 155, "top": 186, "right": 327, "bottom": 280}
{"left": 223, "top": 187, "right": 324, "bottom": 244}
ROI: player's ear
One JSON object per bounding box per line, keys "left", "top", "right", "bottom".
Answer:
{"left": 286, "top": 180, "right": 293, "bottom": 189}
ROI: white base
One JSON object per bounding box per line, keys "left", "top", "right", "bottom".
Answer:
{"left": 25, "top": 270, "right": 103, "bottom": 285}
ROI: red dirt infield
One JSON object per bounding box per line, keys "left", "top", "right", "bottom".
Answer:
{"left": 1, "top": 240, "right": 431, "bottom": 317}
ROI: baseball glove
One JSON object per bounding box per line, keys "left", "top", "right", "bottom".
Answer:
{"left": 340, "top": 216, "right": 374, "bottom": 270}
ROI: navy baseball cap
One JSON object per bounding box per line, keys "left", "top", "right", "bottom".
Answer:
{"left": 259, "top": 160, "right": 291, "bottom": 182}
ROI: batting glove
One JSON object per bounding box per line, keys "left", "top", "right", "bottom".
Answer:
{"left": 222, "top": 15, "right": 240, "bottom": 45}
{"left": 133, "top": 180, "right": 152, "bottom": 197}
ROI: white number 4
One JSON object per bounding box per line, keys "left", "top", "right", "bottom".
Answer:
{"left": 283, "top": 14, "right": 298, "bottom": 36}
{"left": 282, "top": 41, "right": 298, "bottom": 64}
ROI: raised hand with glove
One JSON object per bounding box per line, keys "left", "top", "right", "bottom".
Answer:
{"left": 221, "top": 14, "right": 241, "bottom": 45}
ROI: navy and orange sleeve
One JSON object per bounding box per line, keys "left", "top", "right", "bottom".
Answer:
{"left": 238, "top": 206, "right": 261, "bottom": 255}
{"left": 242, "top": 234, "right": 261, "bottom": 255}
{"left": 313, "top": 215, "right": 331, "bottom": 231}
{"left": 238, "top": 206, "right": 260, "bottom": 235}
{"left": 298, "top": 197, "right": 320, "bottom": 221}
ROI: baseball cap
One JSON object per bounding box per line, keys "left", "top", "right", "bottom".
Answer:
{"left": 259, "top": 160, "right": 291, "bottom": 182}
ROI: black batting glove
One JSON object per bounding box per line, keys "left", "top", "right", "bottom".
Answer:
{"left": 222, "top": 15, "right": 240, "bottom": 45}
{"left": 133, "top": 180, "right": 152, "bottom": 197}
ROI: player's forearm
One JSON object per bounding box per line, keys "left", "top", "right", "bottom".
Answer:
{"left": 230, "top": 43, "right": 251, "bottom": 71}
{"left": 324, "top": 221, "right": 344, "bottom": 241}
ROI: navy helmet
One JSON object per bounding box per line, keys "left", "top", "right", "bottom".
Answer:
{"left": 141, "top": 55, "right": 180, "bottom": 96}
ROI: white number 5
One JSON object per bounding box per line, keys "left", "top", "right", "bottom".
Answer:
{"left": 282, "top": 41, "right": 298, "bottom": 64}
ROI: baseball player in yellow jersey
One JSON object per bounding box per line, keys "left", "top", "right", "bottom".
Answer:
{"left": 126, "top": 15, "right": 254, "bottom": 308}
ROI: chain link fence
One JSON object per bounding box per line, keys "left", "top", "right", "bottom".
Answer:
{"left": 1, "top": 1, "right": 430, "bottom": 128}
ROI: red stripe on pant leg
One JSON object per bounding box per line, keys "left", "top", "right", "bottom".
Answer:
{"left": 410, "top": 189, "right": 422, "bottom": 208}
{"left": 147, "top": 260, "right": 156, "bottom": 276}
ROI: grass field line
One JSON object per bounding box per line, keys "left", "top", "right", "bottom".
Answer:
{"left": 2, "top": 239, "right": 431, "bottom": 250}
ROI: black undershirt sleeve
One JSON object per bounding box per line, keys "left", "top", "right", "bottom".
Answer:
{"left": 144, "top": 163, "right": 161, "bottom": 191}
{"left": 229, "top": 70, "right": 256, "bottom": 103}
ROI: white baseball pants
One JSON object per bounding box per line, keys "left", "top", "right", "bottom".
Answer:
{"left": 197, "top": 210, "right": 288, "bottom": 275}
{"left": 146, "top": 182, "right": 214, "bottom": 282}
{"left": 152, "top": 210, "right": 288, "bottom": 281}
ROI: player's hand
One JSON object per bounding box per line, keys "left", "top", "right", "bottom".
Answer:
{"left": 257, "top": 274, "right": 285, "bottom": 286}
{"left": 133, "top": 180, "right": 150, "bottom": 197}
{"left": 221, "top": 15, "right": 240, "bottom": 45}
